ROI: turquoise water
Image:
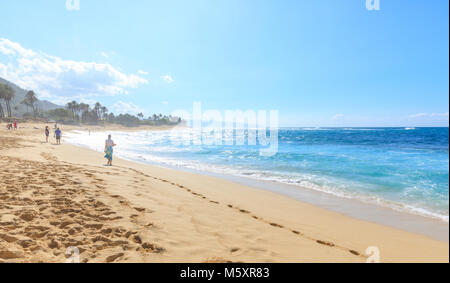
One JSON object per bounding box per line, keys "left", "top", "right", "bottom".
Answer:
{"left": 65, "top": 127, "right": 449, "bottom": 222}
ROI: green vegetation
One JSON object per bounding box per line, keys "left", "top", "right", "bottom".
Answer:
{"left": 1, "top": 82, "right": 41, "bottom": 120}
{"left": 22, "top": 91, "right": 38, "bottom": 120}
{"left": 0, "top": 81, "right": 180, "bottom": 127}
{"left": 46, "top": 100, "right": 182, "bottom": 127}
{"left": 0, "top": 83, "right": 16, "bottom": 118}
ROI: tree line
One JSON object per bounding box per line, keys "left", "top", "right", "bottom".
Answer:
{"left": 1, "top": 83, "right": 182, "bottom": 128}
{"left": 47, "top": 100, "right": 182, "bottom": 127}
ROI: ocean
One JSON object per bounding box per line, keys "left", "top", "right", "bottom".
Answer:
{"left": 65, "top": 127, "right": 449, "bottom": 222}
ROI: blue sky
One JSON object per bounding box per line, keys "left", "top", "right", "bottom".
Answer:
{"left": 0, "top": 0, "right": 448, "bottom": 127}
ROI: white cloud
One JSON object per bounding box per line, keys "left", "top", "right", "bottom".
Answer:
{"left": 161, "top": 75, "right": 174, "bottom": 83}
{"left": 408, "top": 112, "right": 449, "bottom": 119}
{"left": 0, "top": 39, "right": 36, "bottom": 57}
{"left": 111, "top": 101, "right": 144, "bottom": 115}
{"left": 100, "top": 51, "right": 109, "bottom": 58}
{"left": 161, "top": 101, "right": 168, "bottom": 105}
{"left": 332, "top": 113, "right": 345, "bottom": 120}
{"left": 0, "top": 38, "right": 148, "bottom": 104}
{"left": 137, "top": 70, "right": 149, "bottom": 75}
{"left": 430, "top": 112, "right": 449, "bottom": 117}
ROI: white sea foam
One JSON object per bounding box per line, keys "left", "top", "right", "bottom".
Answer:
{"left": 64, "top": 130, "right": 449, "bottom": 223}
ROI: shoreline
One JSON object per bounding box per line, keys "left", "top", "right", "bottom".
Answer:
{"left": 65, "top": 129, "right": 449, "bottom": 242}
{"left": 1, "top": 123, "right": 448, "bottom": 262}
{"left": 154, "top": 164, "right": 450, "bottom": 242}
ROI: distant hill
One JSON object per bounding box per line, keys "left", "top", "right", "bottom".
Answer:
{"left": 0, "top": 77, "right": 61, "bottom": 117}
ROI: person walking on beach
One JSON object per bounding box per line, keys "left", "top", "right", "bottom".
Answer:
{"left": 55, "top": 128, "right": 62, "bottom": 145}
{"left": 104, "top": 134, "right": 116, "bottom": 166}
{"left": 45, "top": 126, "right": 50, "bottom": 143}
{"left": 13, "top": 120, "right": 17, "bottom": 130}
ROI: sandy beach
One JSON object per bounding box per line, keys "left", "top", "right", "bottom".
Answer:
{"left": 0, "top": 123, "right": 448, "bottom": 263}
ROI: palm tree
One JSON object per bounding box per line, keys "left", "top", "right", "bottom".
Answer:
{"left": 73, "top": 102, "right": 80, "bottom": 118}
{"left": 80, "top": 103, "right": 88, "bottom": 113}
{"left": 66, "top": 102, "right": 73, "bottom": 114}
{"left": 79, "top": 103, "right": 90, "bottom": 113}
{"left": 0, "top": 84, "right": 6, "bottom": 118}
{"left": 71, "top": 101, "right": 78, "bottom": 115}
{"left": 25, "top": 91, "right": 38, "bottom": 120}
{"left": 66, "top": 101, "right": 76, "bottom": 117}
{"left": 1, "top": 84, "right": 15, "bottom": 117}
{"left": 137, "top": 113, "right": 144, "bottom": 120}
{"left": 94, "top": 102, "right": 102, "bottom": 119}
{"left": 21, "top": 99, "right": 31, "bottom": 114}
{"left": 100, "top": 106, "right": 108, "bottom": 120}
{"left": 78, "top": 103, "right": 90, "bottom": 123}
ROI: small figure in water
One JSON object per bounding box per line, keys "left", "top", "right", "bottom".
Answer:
{"left": 104, "top": 134, "right": 116, "bottom": 166}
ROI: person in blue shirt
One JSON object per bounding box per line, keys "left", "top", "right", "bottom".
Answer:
{"left": 54, "top": 128, "right": 62, "bottom": 145}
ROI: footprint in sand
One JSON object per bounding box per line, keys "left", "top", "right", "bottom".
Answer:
{"left": 316, "top": 240, "right": 335, "bottom": 247}
{"left": 269, "top": 223, "right": 284, "bottom": 228}
{"left": 141, "top": 242, "right": 165, "bottom": 253}
{"left": 106, "top": 253, "right": 124, "bottom": 263}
